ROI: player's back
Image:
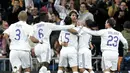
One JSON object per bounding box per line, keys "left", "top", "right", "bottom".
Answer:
{"left": 33, "top": 22, "right": 54, "bottom": 44}
{"left": 6, "top": 21, "right": 32, "bottom": 51}
{"left": 101, "top": 28, "right": 123, "bottom": 52}
{"left": 79, "top": 27, "right": 92, "bottom": 49}
{"left": 59, "top": 29, "right": 78, "bottom": 49}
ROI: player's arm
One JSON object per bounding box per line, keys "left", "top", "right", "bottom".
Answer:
{"left": 47, "top": 22, "right": 74, "bottom": 31}
{"left": 120, "top": 33, "right": 128, "bottom": 49}
{"left": 58, "top": 31, "right": 68, "bottom": 47}
{"left": 83, "top": 27, "right": 105, "bottom": 36}
{"left": 29, "top": 26, "right": 42, "bottom": 44}
{"left": 68, "top": 28, "right": 78, "bottom": 35}
{"left": 3, "top": 28, "right": 10, "bottom": 46}
{"left": 2, "top": 37, "right": 7, "bottom": 55}
{"left": 58, "top": 31, "right": 62, "bottom": 45}
{"left": 29, "top": 36, "right": 43, "bottom": 44}
{"left": 89, "top": 36, "right": 94, "bottom": 50}
{"left": 29, "top": 36, "right": 39, "bottom": 43}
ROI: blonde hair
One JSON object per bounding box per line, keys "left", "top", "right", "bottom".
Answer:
{"left": 18, "top": 11, "right": 28, "bottom": 21}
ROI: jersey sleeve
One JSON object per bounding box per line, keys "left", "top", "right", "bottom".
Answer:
{"left": 3, "top": 28, "right": 10, "bottom": 35}
{"left": 119, "top": 33, "right": 128, "bottom": 49}
{"left": 83, "top": 27, "right": 105, "bottom": 36}
{"left": 46, "top": 22, "right": 74, "bottom": 31}
{"left": 3, "top": 24, "right": 13, "bottom": 35}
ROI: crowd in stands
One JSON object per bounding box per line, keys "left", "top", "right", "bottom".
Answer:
{"left": 0, "top": 0, "right": 130, "bottom": 72}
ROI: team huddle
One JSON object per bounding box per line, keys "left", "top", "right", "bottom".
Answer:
{"left": 3, "top": 10, "right": 128, "bottom": 73}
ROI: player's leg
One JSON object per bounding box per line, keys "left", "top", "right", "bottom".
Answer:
{"left": 9, "top": 50, "right": 22, "bottom": 73}
{"left": 37, "top": 53, "right": 49, "bottom": 73}
{"left": 102, "top": 52, "right": 111, "bottom": 73}
{"left": 57, "top": 67, "right": 64, "bottom": 73}
{"left": 86, "top": 50, "right": 94, "bottom": 73}
{"left": 68, "top": 50, "right": 78, "bottom": 73}
{"left": 38, "top": 62, "right": 49, "bottom": 73}
{"left": 102, "top": 51, "right": 118, "bottom": 73}
{"left": 110, "top": 52, "right": 118, "bottom": 73}
{"left": 78, "top": 52, "right": 89, "bottom": 73}
{"left": 35, "top": 44, "right": 50, "bottom": 73}
{"left": 57, "top": 49, "right": 68, "bottom": 73}
{"left": 20, "top": 51, "right": 32, "bottom": 73}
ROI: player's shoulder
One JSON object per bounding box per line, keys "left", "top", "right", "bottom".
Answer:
{"left": 9, "top": 22, "right": 19, "bottom": 28}
{"left": 100, "top": 28, "right": 106, "bottom": 30}
{"left": 39, "top": 21, "right": 55, "bottom": 26}
{"left": 82, "top": 27, "right": 90, "bottom": 30}
{"left": 112, "top": 28, "right": 121, "bottom": 33}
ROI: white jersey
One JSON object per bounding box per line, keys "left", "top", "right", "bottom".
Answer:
{"left": 3, "top": 21, "right": 32, "bottom": 51}
{"left": 58, "top": 27, "right": 78, "bottom": 49}
{"left": 31, "top": 21, "right": 74, "bottom": 44}
{"left": 78, "top": 27, "right": 92, "bottom": 50}
{"left": 83, "top": 28, "right": 128, "bottom": 52}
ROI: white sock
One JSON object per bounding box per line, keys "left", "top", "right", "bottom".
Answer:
{"left": 39, "top": 66, "right": 47, "bottom": 73}
{"left": 104, "top": 71, "right": 110, "bottom": 73}
{"left": 57, "top": 70, "right": 63, "bottom": 73}
{"left": 83, "top": 70, "right": 89, "bottom": 73}
{"left": 24, "top": 72, "right": 30, "bottom": 73}
{"left": 47, "top": 70, "right": 51, "bottom": 73}
{"left": 90, "top": 70, "right": 94, "bottom": 73}
{"left": 73, "top": 72, "right": 78, "bottom": 73}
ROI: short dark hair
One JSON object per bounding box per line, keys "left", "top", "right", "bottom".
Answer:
{"left": 85, "top": 19, "right": 93, "bottom": 28}
{"left": 52, "top": 11, "right": 60, "bottom": 19}
{"left": 69, "top": 10, "right": 79, "bottom": 18}
{"left": 106, "top": 18, "right": 116, "bottom": 27}
{"left": 64, "top": 16, "right": 72, "bottom": 25}
{"left": 80, "top": 2, "right": 88, "bottom": 9}
{"left": 39, "top": 12, "right": 48, "bottom": 22}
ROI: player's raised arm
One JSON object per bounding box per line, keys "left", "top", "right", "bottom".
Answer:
{"left": 120, "top": 33, "right": 128, "bottom": 49}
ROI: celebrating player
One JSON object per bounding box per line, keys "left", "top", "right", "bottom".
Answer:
{"left": 29, "top": 10, "right": 75, "bottom": 73}
{"left": 83, "top": 18, "right": 128, "bottom": 73}
{"left": 3, "top": 11, "right": 33, "bottom": 73}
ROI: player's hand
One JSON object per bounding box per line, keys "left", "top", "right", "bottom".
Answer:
{"left": 31, "top": 48, "right": 35, "bottom": 57}
{"left": 39, "top": 40, "right": 43, "bottom": 44}
{"left": 61, "top": 42, "right": 68, "bottom": 47}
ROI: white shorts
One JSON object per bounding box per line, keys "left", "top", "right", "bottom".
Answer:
{"left": 9, "top": 50, "right": 32, "bottom": 71}
{"left": 102, "top": 51, "right": 119, "bottom": 71}
{"left": 34, "top": 43, "right": 51, "bottom": 63}
{"left": 58, "top": 46, "right": 78, "bottom": 67}
{"left": 78, "top": 49, "right": 92, "bottom": 69}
